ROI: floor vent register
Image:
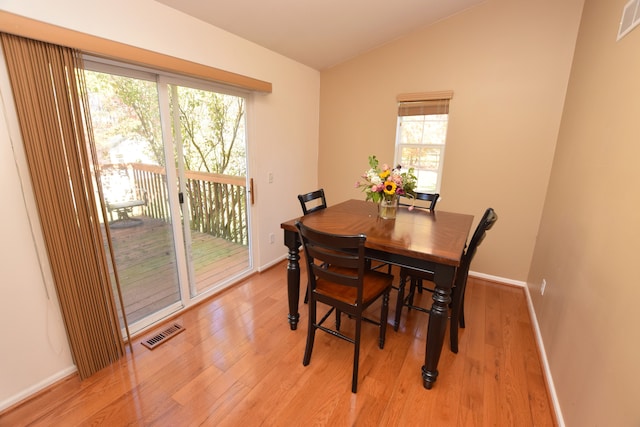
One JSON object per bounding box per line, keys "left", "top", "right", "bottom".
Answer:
{"left": 141, "top": 323, "right": 185, "bottom": 350}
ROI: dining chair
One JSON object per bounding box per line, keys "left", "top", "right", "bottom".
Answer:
{"left": 297, "top": 188, "right": 327, "bottom": 215}
{"left": 298, "top": 189, "right": 328, "bottom": 303}
{"left": 399, "top": 191, "right": 439, "bottom": 211}
{"left": 393, "top": 207, "right": 498, "bottom": 353}
{"left": 296, "top": 221, "right": 393, "bottom": 393}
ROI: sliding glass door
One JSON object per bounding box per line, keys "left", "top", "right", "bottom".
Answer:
{"left": 164, "top": 82, "right": 251, "bottom": 298}
{"left": 84, "top": 60, "right": 253, "bottom": 333}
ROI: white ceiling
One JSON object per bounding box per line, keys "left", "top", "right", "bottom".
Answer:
{"left": 154, "top": 0, "right": 485, "bottom": 70}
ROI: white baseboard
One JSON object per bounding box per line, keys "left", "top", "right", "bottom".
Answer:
{"left": 521, "top": 283, "right": 564, "bottom": 426}
{"left": 469, "top": 270, "right": 526, "bottom": 287}
{"left": 470, "top": 270, "right": 564, "bottom": 426}
{"left": 0, "top": 365, "right": 77, "bottom": 413}
{"left": 258, "top": 253, "right": 288, "bottom": 272}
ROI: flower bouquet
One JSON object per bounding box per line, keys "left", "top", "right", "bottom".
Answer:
{"left": 355, "top": 155, "right": 417, "bottom": 218}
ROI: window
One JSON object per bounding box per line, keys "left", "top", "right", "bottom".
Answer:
{"left": 394, "top": 91, "right": 453, "bottom": 193}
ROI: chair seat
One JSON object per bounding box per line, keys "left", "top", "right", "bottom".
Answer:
{"left": 401, "top": 267, "right": 434, "bottom": 283}
{"left": 316, "top": 268, "right": 394, "bottom": 305}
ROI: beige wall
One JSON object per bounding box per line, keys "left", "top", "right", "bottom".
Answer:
{"left": 319, "top": 0, "right": 584, "bottom": 281}
{"left": 528, "top": 0, "right": 640, "bottom": 424}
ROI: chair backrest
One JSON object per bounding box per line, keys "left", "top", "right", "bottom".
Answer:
{"left": 399, "top": 191, "right": 439, "bottom": 211}
{"left": 458, "top": 208, "right": 498, "bottom": 280}
{"left": 298, "top": 189, "right": 327, "bottom": 215}
{"left": 296, "top": 221, "right": 367, "bottom": 302}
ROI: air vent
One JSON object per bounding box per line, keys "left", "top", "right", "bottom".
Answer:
{"left": 618, "top": 0, "right": 640, "bottom": 41}
{"left": 141, "top": 323, "right": 185, "bottom": 350}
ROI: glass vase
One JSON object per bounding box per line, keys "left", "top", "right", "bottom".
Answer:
{"left": 378, "top": 197, "right": 399, "bottom": 219}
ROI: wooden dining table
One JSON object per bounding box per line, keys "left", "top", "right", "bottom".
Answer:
{"left": 280, "top": 199, "right": 474, "bottom": 389}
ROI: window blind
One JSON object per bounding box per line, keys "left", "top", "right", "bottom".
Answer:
{"left": 1, "top": 33, "right": 126, "bottom": 379}
{"left": 397, "top": 91, "right": 453, "bottom": 116}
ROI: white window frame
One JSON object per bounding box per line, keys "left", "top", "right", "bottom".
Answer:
{"left": 394, "top": 91, "right": 452, "bottom": 193}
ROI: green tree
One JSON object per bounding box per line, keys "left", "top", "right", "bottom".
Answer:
{"left": 170, "top": 85, "right": 247, "bottom": 241}
{"left": 85, "top": 71, "right": 248, "bottom": 243}
{"left": 85, "top": 71, "right": 164, "bottom": 165}
{"left": 173, "top": 86, "right": 245, "bottom": 176}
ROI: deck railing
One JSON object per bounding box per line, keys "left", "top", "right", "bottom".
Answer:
{"left": 105, "top": 163, "right": 249, "bottom": 245}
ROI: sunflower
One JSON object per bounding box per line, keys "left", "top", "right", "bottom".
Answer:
{"left": 356, "top": 155, "right": 417, "bottom": 203}
{"left": 383, "top": 180, "right": 397, "bottom": 196}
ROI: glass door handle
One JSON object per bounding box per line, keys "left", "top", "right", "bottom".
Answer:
{"left": 249, "top": 178, "right": 254, "bottom": 205}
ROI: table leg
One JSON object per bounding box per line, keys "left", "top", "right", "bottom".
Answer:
{"left": 422, "top": 265, "right": 455, "bottom": 389}
{"left": 283, "top": 229, "right": 301, "bottom": 330}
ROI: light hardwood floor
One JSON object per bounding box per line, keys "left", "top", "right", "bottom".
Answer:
{"left": 0, "top": 262, "right": 556, "bottom": 426}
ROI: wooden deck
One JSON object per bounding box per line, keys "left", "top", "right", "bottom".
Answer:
{"left": 106, "top": 216, "right": 250, "bottom": 325}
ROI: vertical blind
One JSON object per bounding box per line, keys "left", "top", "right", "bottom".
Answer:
{"left": 1, "top": 33, "right": 125, "bottom": 379}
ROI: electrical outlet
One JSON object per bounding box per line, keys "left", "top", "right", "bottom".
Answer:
{"left": 541, "top": 279, "right": 547, "bottom": 295}
{"left": 269, "top": 233, "right": 275, "bottom": 244}
{"left": 268, "top": 172, "right": 274, "bottom": 184}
